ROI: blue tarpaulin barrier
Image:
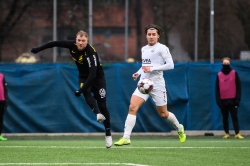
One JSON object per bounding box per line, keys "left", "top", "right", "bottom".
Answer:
{"left": 0, "top": 61, "right": 249, "bottom": 133}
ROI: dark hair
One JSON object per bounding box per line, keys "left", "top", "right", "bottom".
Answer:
{"left": 144, "top": 24, "right": 164, "bottom": 35}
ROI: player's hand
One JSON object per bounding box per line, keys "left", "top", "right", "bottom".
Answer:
{"left": 4, "top": 102, "right": 8, "bottom": 107}
{"left": 132, "top": 73, "right": 139, "bottom": 81}
{"left": 31, "top": 47, "right": 39, "bottom": 54}
{"left": 218, "top": 104, "right": 223, "bottom": 109}
{"left": 235, "top": 99, "right": 240, "bottom": 107}
{"left": 75, "top": 90, "right": 82, "bottom": 97}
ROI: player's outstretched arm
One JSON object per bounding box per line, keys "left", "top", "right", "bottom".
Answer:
{"left": 31, "top": 42, "right": 56, "bottom": 54}
{"left": 133, "top": 67, "right": 143, "bottom": 80}
{"left": 31, "top": 47, "right": 39, "bottom": 54}
{"left": 31, "top": 41, "right": 73, "bottom": 54}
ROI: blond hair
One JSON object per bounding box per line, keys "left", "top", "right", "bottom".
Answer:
{"left": 222, "top": 57, "right": 231, "bottom": 62}
{"left": 76, "top": 30, "right": 88, "bottom": 38}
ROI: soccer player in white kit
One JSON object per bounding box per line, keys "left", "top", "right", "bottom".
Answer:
{"left": 114, "top": 24, "right": 186, "bottom": 146}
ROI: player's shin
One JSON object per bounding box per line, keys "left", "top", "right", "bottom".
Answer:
{"left": 123, "top": 114, "right": 136, "bottom": 139}
{"left": 166, "top": 112, "right": 181, "bottom": 131}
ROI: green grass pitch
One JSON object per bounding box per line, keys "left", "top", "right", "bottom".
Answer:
{"left": 0, "top": 135, "right": 249, "bottom": 166}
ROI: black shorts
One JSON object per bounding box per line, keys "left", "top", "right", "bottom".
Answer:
{"left": 78, "top": 77, "right": 107, "bottom": 101}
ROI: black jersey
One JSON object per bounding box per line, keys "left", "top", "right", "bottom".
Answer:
{"left": 33, "top": 40, "right": 105, "bottom": 92}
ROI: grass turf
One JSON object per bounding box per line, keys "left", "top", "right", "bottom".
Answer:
{"left": 0, "top": 135, "right": 249, "bottom": 166}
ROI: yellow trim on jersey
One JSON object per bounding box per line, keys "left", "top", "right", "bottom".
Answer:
{"left": 89, "top": 44, "right": 96, "bottom": 52}
{"left": 80, "top": 82, "right": 84, "bottom": 88}
{"left": 79, "top": 55, "right": 83, "bottom": 61}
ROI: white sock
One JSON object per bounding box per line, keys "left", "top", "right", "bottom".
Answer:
{"left": 123, "top": 114, "right": 136, "bottom": 139}
{"left": 166, "top": 112, "right": 181, "bottom": 131}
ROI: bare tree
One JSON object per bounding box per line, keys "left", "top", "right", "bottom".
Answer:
{"left": 149, "top": 0, "right": 250, "bottom": 61}
{"left": 236, "top": 0, "right": 250, "bottom": 50}
{"left": 133, "top": 0, "right": 142, "bottom": 61}
{"left": 0, "top": 0, "right": 34, "bottom": 61}
{"left": 57, "top": 0, "right": 88, "bottom": 38}
{"left": 1, "top": 0, "right": 249, "bottom": 62}
{"left": 152, "top": 0, "right": 192, "bottom": 53}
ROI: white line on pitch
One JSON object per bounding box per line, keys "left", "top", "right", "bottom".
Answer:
{"left": 0, "top": 163, "right": 150, "bottom": 166}
{"left": 0, "top": 146, "right": 249, "bottom": 149}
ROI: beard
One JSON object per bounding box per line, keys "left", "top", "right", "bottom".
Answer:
{"left": 77, "top": 45, "right": 85, "bottom": 51}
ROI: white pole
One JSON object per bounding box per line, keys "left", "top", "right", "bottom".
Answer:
{"left": 53, "top": 0, "right": 57, "bottom": 63}
{"left": 194, "top": 0, "right": 199, "bottom": 62}
{"left": 124, "top": 0, "right": 129, "bottom": 61}
{"left": 88, "top": 0, "right": 93, "bottom": 45}
{"left": 210, "top": 0, "right": 214, "bottom": 64}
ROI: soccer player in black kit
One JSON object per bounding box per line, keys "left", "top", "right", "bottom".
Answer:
{"left": 31, "top": 30, "right": 112, "bottom": 148}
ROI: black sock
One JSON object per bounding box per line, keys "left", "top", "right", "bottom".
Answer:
{"left": 105, "top": 128, "right": 111, "bottom": 136}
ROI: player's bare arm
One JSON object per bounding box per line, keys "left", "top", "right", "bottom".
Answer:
{"left": 132, "top": 73, "right": 139, "bottom": 81}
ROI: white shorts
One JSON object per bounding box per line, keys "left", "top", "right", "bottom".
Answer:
{"left": 133, "top": 87, "right": 167, "bottom": 106}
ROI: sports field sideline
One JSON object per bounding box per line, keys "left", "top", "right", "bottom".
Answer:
{"left": 0, "top": 132, "right": 249, "bottom": 166}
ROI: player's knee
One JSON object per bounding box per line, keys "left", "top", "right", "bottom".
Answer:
{"left": 158, "top": 111, "right": 169, "bottom": 119}
{"left": 160, "top": 114, "right": 167, "bottom": 119}
{"left": 129, "top": 104, "right": 138, "bottom": 114}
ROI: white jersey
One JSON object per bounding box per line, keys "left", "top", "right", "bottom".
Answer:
{"left": 137, "top": 42, "right": 174, "bottom": 90}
